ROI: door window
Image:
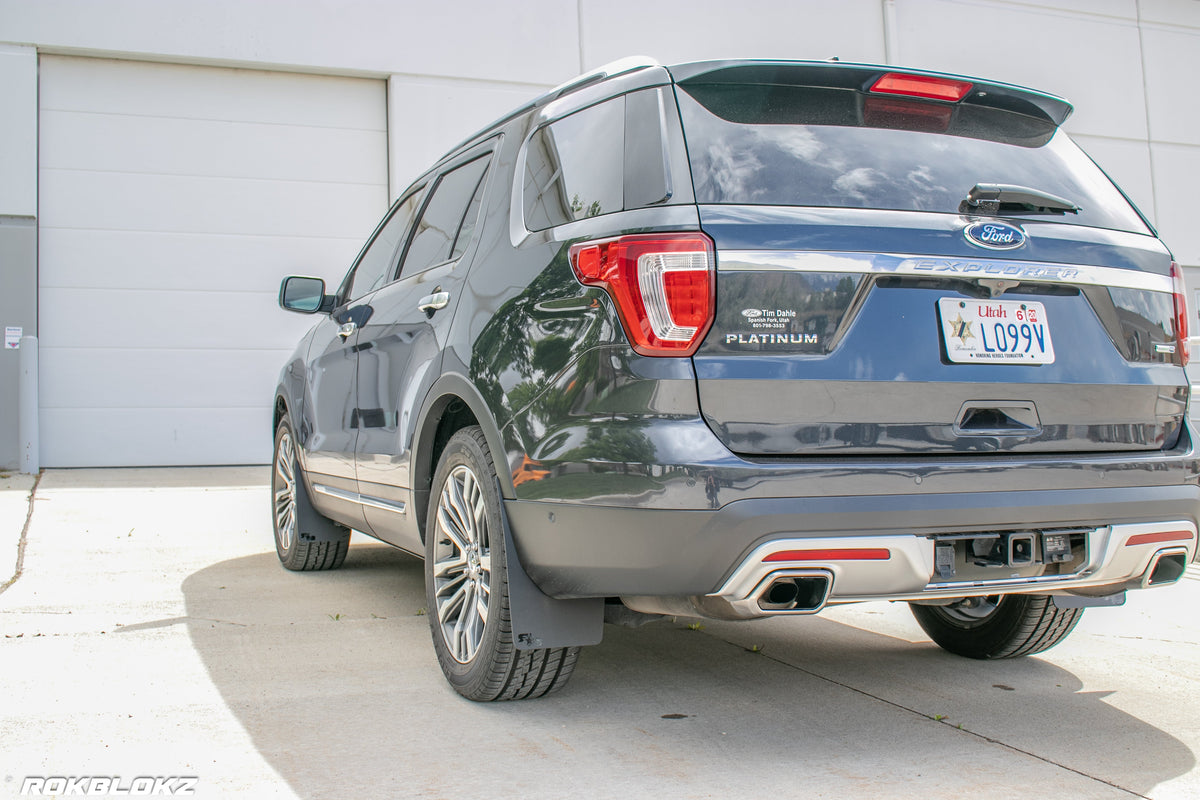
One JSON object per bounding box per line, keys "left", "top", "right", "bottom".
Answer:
{"left": 399, "top": 154, "right": 492, "bottom": 277}
{"left": 345, "top": 188, "right": 425, "bottom": 301}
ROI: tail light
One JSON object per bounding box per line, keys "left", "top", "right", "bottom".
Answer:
{"left": 1171, "top": 261, "right": 1189, "bottom": 366}
{"left": 569, "top": 233, "right": 715, "bottom": 356}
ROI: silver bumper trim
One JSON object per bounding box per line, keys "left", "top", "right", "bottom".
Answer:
{"left": 711, "top": 520, "right": 1197, "bottom": 613}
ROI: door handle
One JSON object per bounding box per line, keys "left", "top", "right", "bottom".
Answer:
{"left": 417, "top": 291, "right": 451, "bottom": 315}
{"left": 337, "top": 321, "right": 357, "bottom": 340}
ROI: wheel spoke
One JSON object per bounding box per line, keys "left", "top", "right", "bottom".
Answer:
{"left": 436, "top": 505, "right": 470, "bottom": 554}
{"left": 432, "top": 553, "right": 467, "bottom": 580}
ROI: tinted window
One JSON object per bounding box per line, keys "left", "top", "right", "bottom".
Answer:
{"left": 401, "top": 155, "right": 492, "bottom": 276}
{"left": 677, "top": 83, "right": 1149, "bottom": 234}
{"left": 346, "top": 189, "right": 424, "bottom": 300}
{"left": 524, "top": 98, "right": 624, "bottom": 231}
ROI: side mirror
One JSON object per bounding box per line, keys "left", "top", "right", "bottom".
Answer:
{"left": 279, "top": 276, "right": 327, "bottom": 314}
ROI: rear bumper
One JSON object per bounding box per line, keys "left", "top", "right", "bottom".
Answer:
{"left": 705, "top": 520, "right": 1194, "bottom": 619}
{"left": 505, "top": 483, "right": 1200, "bottom": 600}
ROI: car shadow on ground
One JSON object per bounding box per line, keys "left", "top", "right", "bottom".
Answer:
{"left": 182, "top": 544, "right": 1194, "bottom": 799}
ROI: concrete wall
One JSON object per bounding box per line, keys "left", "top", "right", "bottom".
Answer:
{"left": 0, "top": 45, "right": 38, "bottom": 471}
{"left": 0, "top": 0, "right": 1197, "bottom": 466}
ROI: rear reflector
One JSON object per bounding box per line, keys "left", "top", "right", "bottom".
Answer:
{"left": 870, "top": 72, "right": 972, "bottom": 102}
{"left": 1124, "top": 530, "right": 1194, "bottom": 547}
{"left": 764, "top": 548, "right": 892, "bottom": 562}
{"left": 569, "top": 233, "right": 715, "bottom": 356}
{"left": 1171, "top": 261, "right": 1189, "bottom": 366}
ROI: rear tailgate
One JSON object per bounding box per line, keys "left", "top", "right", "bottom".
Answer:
{"left": 672, "top": 62, "right": 1188, "bottom": 457}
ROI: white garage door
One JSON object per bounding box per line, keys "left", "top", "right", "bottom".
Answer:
{"left": 38, "top": 56, "right": 388, "bottom": 466}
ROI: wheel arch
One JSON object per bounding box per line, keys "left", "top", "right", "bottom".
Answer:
{"left": 413, "top": 372, "right": 514, "bottom": 543}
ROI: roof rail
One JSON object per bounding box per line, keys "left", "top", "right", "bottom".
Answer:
{"left": 543, "top": 56, "right": 662, "bottom": 103}
{"left": 435, "top": 56, "right": 662, "bottom": 168}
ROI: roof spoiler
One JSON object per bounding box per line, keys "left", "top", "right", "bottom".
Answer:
{"left": 669, "top": 60, "right": 1073, "bottom": 126}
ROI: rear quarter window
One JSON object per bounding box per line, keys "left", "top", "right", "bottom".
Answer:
{"left": 523, "top": 98, "right": 625, "bottom": 231}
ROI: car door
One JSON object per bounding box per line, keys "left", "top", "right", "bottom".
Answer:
{"left": 301, "top": 186, "right": 427, "bottom": 527}
{"left": 354, "top": 146, "right": 496, "bottom": 551}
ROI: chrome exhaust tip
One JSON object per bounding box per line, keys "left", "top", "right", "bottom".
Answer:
{"left": 1143, "top": 548, "right": 1189, "bottom": 587}
{"left": 756, "top": 571, "right": 832, "bottom": 613}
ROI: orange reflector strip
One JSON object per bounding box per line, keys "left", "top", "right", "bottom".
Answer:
{"left": 764, "top": 548, "right": 891, "bottom": 562}
{"left": 1124, "top": 530, "right": 1194, "bottom": 547}
{"left": 871, "top": 73, "right": 972, "bottom": 102}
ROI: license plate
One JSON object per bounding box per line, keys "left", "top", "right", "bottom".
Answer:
{"left": 938, "top": 298, "right": 1055, "bottom": 364}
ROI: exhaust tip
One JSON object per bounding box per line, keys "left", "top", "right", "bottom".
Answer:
{"left": 1146, "top": 551, "right": 1188, "bottom": 586}
{"left": 756, "top": 574, "right": 831, "bottom": 613}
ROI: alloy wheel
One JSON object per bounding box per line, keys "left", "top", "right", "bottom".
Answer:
{"left": 273, "top": 429, "right": 297, "bottom": 551}
{"left": 432, "top": 464, "right": 491, "bottom": 664}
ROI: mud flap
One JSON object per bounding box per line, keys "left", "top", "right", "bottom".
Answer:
{"left": 499, "top": 497, "right": 604, "bottom": 650}
{"left": 295, "top": 472, "right": 350, "bottom": 543}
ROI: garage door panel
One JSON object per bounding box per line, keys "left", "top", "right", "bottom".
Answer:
{"left": 39, "top": 407, "right": 274, "bottom": 468}
{"left": 38, "top": 229, "right": 361, "bottom": 293}
{"left": 39, "top": 349, "right": 292, "bottom": 410}
{"left": 39, "top": 55, "right": 387, "bottom": 466}
{"left": 40, "top": 169, "right": 382, "bottom": 239}
{"left": 39, "top": 287, "right": 318, "bottom": 351}
{"left": 40, "top": 109, "right": 386, "bottom": 185}
{"left": 40, "top": 56, "right": 386, "bottom": 131}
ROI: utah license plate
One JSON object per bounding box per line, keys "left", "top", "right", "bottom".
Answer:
{"left": 938, "top": 298, "right": 1055, "bottom": 364}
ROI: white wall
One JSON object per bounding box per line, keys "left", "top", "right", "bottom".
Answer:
{"left": 0, "top": 44, "right": 37, "bottom": 216}
{"left": 3, "top": 0, "right": 1193, "bottom": 260}
{"left": 2, "top": 0, "right": 1199, "bottom": 464}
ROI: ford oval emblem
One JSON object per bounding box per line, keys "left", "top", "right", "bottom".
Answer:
{"left": 964, "top": 221, "right": 1026, "bottom": 250}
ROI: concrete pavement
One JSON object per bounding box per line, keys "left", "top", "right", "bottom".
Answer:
{"left": 1, "top": 467, "right": 1198, "bottom": 799}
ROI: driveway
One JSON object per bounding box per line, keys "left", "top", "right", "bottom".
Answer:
{"left": 1, "top": 468, "right": 1198, "bottom": 799}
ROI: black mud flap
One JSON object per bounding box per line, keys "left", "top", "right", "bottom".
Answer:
{"left": 295, "top": 472, "right": 350, "bottom": 542}
{"left": 1053, "top": 592, "right": 1126, "bottom": 609}
{"left": 499, "top": 497, "right": 604, "bottom": 650}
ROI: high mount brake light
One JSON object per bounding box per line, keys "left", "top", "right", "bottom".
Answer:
{"left": 569, "top": 233, "right": 716, "bottom": 357}
{"left": 1171, "top": 261, "right": 1189, "bottom": 366}
{"left": 870, "top": 72, "right": 973, "bottom": 102}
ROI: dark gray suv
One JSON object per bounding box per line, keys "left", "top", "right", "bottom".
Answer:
{"left": 273, "top": 57, "right": 1200, "bottom": 701}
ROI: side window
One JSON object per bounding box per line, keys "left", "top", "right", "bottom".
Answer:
{"left": 346, "top": 189, "right": 424, "bottom": 301}
{"left": 523, "top": 97, "right": 625, "bottom": 231}
{"left": 399, "top": 154, "right": 492, "bottom": 277}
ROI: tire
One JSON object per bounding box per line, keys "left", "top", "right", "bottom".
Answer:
{"left": 272, "top": 416, "right": 350, "bottom": 571}
{"left": 910, "top": 594, "right": 1082, "bottom": 659}
{"left": 425, "top": 426, "right": 580, "bottom": 701}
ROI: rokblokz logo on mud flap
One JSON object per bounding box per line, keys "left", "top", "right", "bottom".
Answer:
{"left": 21, "top": 776, "right": 198, "bottom": 795}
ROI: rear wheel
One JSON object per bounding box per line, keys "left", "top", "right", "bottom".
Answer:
{"left": 425, "top": 426, "right": 579, "bottom": 701}
{"left": 910, "top": 594, "right": 1083, "bottom": 659}
{"left": 272, "top": 417, "right": 350, "bottom": 571}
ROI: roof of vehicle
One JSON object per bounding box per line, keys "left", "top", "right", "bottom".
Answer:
{"left": 442, "top": 57, "right": 1073, "bottom": 167}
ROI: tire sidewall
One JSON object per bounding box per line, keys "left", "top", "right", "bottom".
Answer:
{"left": 425, "top": 428, "right": 510, "bottom": 694}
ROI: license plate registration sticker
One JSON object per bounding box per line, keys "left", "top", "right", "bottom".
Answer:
{"left": 938, "top": 298, "right": 1055, "bottom": 364}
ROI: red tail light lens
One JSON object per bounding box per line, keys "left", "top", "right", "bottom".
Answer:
{"left": 1171, "top": 261, "right": 1189, "bottom": 366}
{"left": 870, "top": 72, "right": 973, "bottom": 102}
{"left": 569, "top": 233, "right": 716, "bottom": 356}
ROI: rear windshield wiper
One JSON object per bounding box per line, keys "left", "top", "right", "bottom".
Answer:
{"left": 959, "top": 183, "right": 1080, "bottom": 216}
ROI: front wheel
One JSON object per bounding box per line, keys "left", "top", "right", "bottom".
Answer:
{"left": 910, "top": 594, "right": 1083, "bottom": 659}
{"left": 272, "top": 416, "right": 350, "bottom": 571}
{"left": 425, "top": 426, "right": 579, "bottom": 701}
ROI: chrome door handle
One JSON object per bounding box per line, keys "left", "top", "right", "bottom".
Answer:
{"left": 417, "top": 291, "right": 451, "bottom": 314}
{"left": 337, "top": 321, "right": 357, "bottom": 340}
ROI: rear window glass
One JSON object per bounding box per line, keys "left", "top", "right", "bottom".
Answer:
{"left": 676, "top": 83, "right": 1149, "bottom": 234}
